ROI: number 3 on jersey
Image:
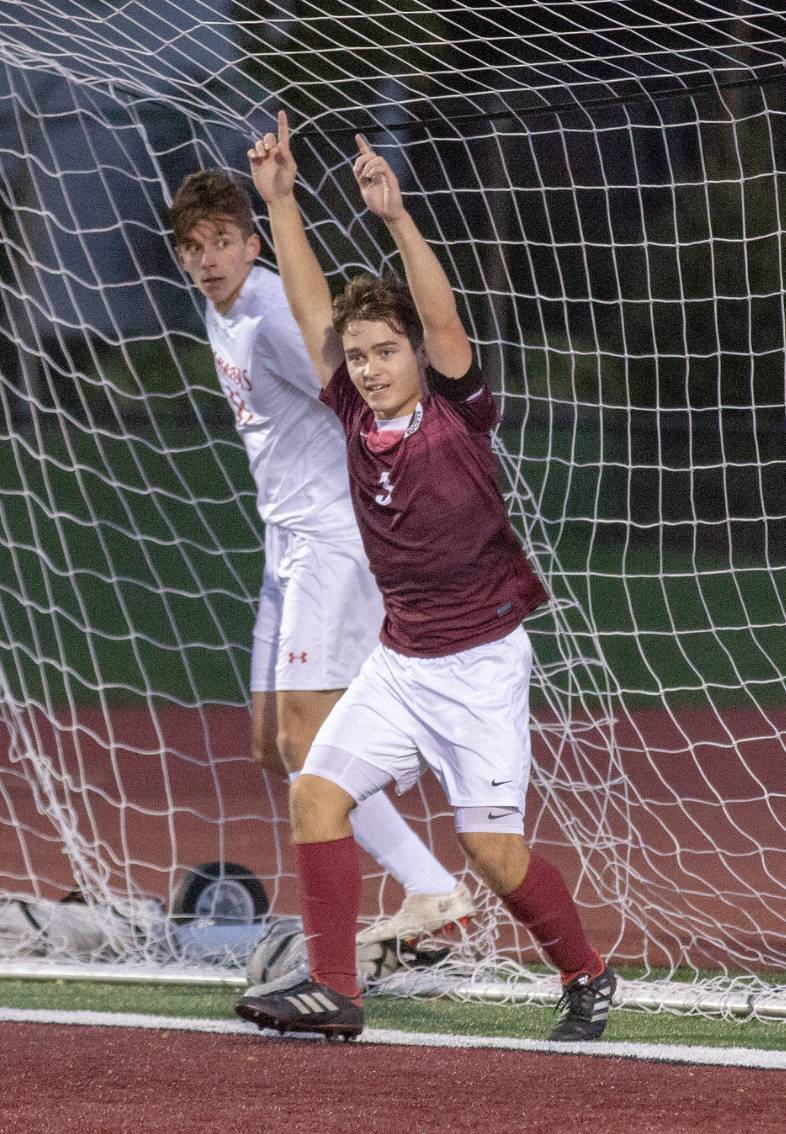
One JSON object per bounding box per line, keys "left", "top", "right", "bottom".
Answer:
{"left": 375, "top": 470, "right": 395, "bottom": 507}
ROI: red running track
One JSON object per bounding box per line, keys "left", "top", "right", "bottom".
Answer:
{"left": 0, "top": 1023, "right": 783, "bottom": 1134}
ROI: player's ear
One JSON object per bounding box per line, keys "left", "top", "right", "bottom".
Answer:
{"left": 246, "top": 232, "right": 261, "bottom": 261}
{"left": 416, "top": 342, "right": 429, "bottom": 372}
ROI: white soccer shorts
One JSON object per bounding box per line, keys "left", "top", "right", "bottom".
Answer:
{"left": 303, "top": 625, "right": 533, "bottom": 816}
{"left": 250, "top": 523, "right": 384, "bottom": 693}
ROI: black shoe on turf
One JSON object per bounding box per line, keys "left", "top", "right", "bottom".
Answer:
{"left": 547, "top": 964, "right": 616, "bottom": 1042}
{"left": 235, "top": 977, "right": 363, "bottom": 1041}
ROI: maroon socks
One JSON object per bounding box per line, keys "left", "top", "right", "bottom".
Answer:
{"left": 295, "top": 836, "right": 361, "bottom": 999}
{"left": 501, "top": 851, "right": 603, "bottom": 983}
{"left": 296, "top": 839, "right": 602, "bottom": 996}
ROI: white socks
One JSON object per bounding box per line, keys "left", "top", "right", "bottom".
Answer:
{"left": 288, "top": 772, "right": 455, "bottom": 895}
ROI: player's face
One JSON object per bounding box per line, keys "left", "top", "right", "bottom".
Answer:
{"left": 177, "top": 218, "right": 260, "bottom": 314}
{"left": 342, "top": 320, "right": 424, "bottom": 420}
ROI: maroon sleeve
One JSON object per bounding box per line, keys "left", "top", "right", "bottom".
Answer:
{"left": 427, "top": 364, "right": 499, "bottom": 431}
{"left": 319, "top": 361, "right": 365, "bottom": 436}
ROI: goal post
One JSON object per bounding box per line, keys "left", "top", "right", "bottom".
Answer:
{"left": 1, "top": 2, "right": 785, "bottom": 1013}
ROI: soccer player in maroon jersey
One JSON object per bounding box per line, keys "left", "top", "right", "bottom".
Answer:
{"left": 236, "top": 111, "right": 615, "bottom": 1043}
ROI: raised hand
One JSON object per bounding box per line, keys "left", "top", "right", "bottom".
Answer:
{"left": 352, "top": 134, "right": 404, "bottom": 222}
{"left": 248, "top": 110, "right": 297, "bottom": 203}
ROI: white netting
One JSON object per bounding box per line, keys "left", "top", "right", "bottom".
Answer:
{"left": 1, "top": 1, "right": 785, "bottom": 1013}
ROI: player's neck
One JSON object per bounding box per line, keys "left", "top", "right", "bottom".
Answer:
{"left": 213, "top": 265, "right": 255, "bottom": 317}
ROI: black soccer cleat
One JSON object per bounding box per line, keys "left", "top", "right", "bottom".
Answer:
{"left": 547, "top": 964, "right": 616, "bottom": 1042}
{"left": 235, "top": 977, "right": 363, "bottom": 1041}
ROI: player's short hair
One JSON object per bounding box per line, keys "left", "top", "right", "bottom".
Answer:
{"left": 332, "top": 273, "right": 424, "bottom": 349}
{"left": 169, "top": 169, "right": 256, "bottom": 244}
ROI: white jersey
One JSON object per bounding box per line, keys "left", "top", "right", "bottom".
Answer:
{"left": 205, "top": 265, "right": 357, "bottom": 538}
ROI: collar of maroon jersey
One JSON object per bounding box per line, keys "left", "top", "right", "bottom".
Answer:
{"left": 362, "top": 402, "right": 423, "bottom": 454}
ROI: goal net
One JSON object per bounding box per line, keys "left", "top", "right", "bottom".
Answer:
{"left": 1, "top": 1, "right": 785, "bottom": 1014}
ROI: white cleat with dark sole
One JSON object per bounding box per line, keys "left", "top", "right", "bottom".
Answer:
{"left": 355, "top": 881, "right": 477, "bottom": 946}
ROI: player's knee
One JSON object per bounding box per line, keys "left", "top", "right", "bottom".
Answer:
{"left": 277, "top": 696, "right": 320, "bottom": 771}
{"left": 276, "top": 724, "right": 308, "bottom": 773}
{"left": 251, "top": 733, "right": 287, "bottom": 776}
{"left": 461, "top": 836, "right": 507, "bottom": 881}
{"left": 458, "top": 830, "right": 529, "bottom": 896}
{"left": 290, "top": 773, "right": 353, "bottom": 841}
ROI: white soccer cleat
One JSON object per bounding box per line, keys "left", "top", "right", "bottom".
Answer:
{"left": 355, "top": 881, "right": 476, "bottom": 946}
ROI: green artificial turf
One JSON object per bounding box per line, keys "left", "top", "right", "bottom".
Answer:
{"left": 2, "top": 978, "right": 785, "bottom": 1053}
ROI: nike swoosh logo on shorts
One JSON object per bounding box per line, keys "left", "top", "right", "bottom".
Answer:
{"left": 491, "top": 778, "right": 513, "bottom": 787}
{"left": 487, "top": 810, "right": 511, "bottom": 820}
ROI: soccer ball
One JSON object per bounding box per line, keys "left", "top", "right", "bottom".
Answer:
{"left": 356, "top": 939, "right": 400, "bottom": 987}
{"left": 246, "top": 916, "right": 404, "bottom": 990}
{"left": 246, "top": 916, "right": 307, "bottom": 986}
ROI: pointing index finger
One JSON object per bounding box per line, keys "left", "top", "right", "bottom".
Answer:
{"left": 278, "top": 109, "right": 290, "bottom": 148}
{"left": 355, "top": 132, "right": 374, "bottom": 156}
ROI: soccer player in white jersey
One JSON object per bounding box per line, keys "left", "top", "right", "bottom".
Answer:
{"left": 235, "top": 112, "right": 616, "bottom": 1043}
{"left": 168, "top": 170, "right": 475, "bottom": 947}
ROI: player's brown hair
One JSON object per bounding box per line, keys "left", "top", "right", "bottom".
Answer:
{"left": 332, "top": 273, "right": 424, "bottom": 349}
{"left": 169, "top": 169, "right": 256, "bottom": 244}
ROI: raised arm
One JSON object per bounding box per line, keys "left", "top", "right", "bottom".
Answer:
{"left": 352, "top": 136, "right": 473, "bottom": 380}
{"left": 248, "top": 111, "right": 342, "bottom": 387}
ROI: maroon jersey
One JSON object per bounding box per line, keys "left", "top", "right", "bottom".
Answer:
{"left": 320, "top": 362, "right": 548, "bottom": 657}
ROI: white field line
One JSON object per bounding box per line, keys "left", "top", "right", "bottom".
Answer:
{"left": 1, "top": 1006, "right": 785, "bottom": 1070}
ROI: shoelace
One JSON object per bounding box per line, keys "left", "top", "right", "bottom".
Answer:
{"left": 554, "top": 978, "right": 597, "bottom": 1020}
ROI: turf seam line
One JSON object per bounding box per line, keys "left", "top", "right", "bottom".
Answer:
{"left": 1, "top": 1007, "right": 784, "bottom": 1070}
